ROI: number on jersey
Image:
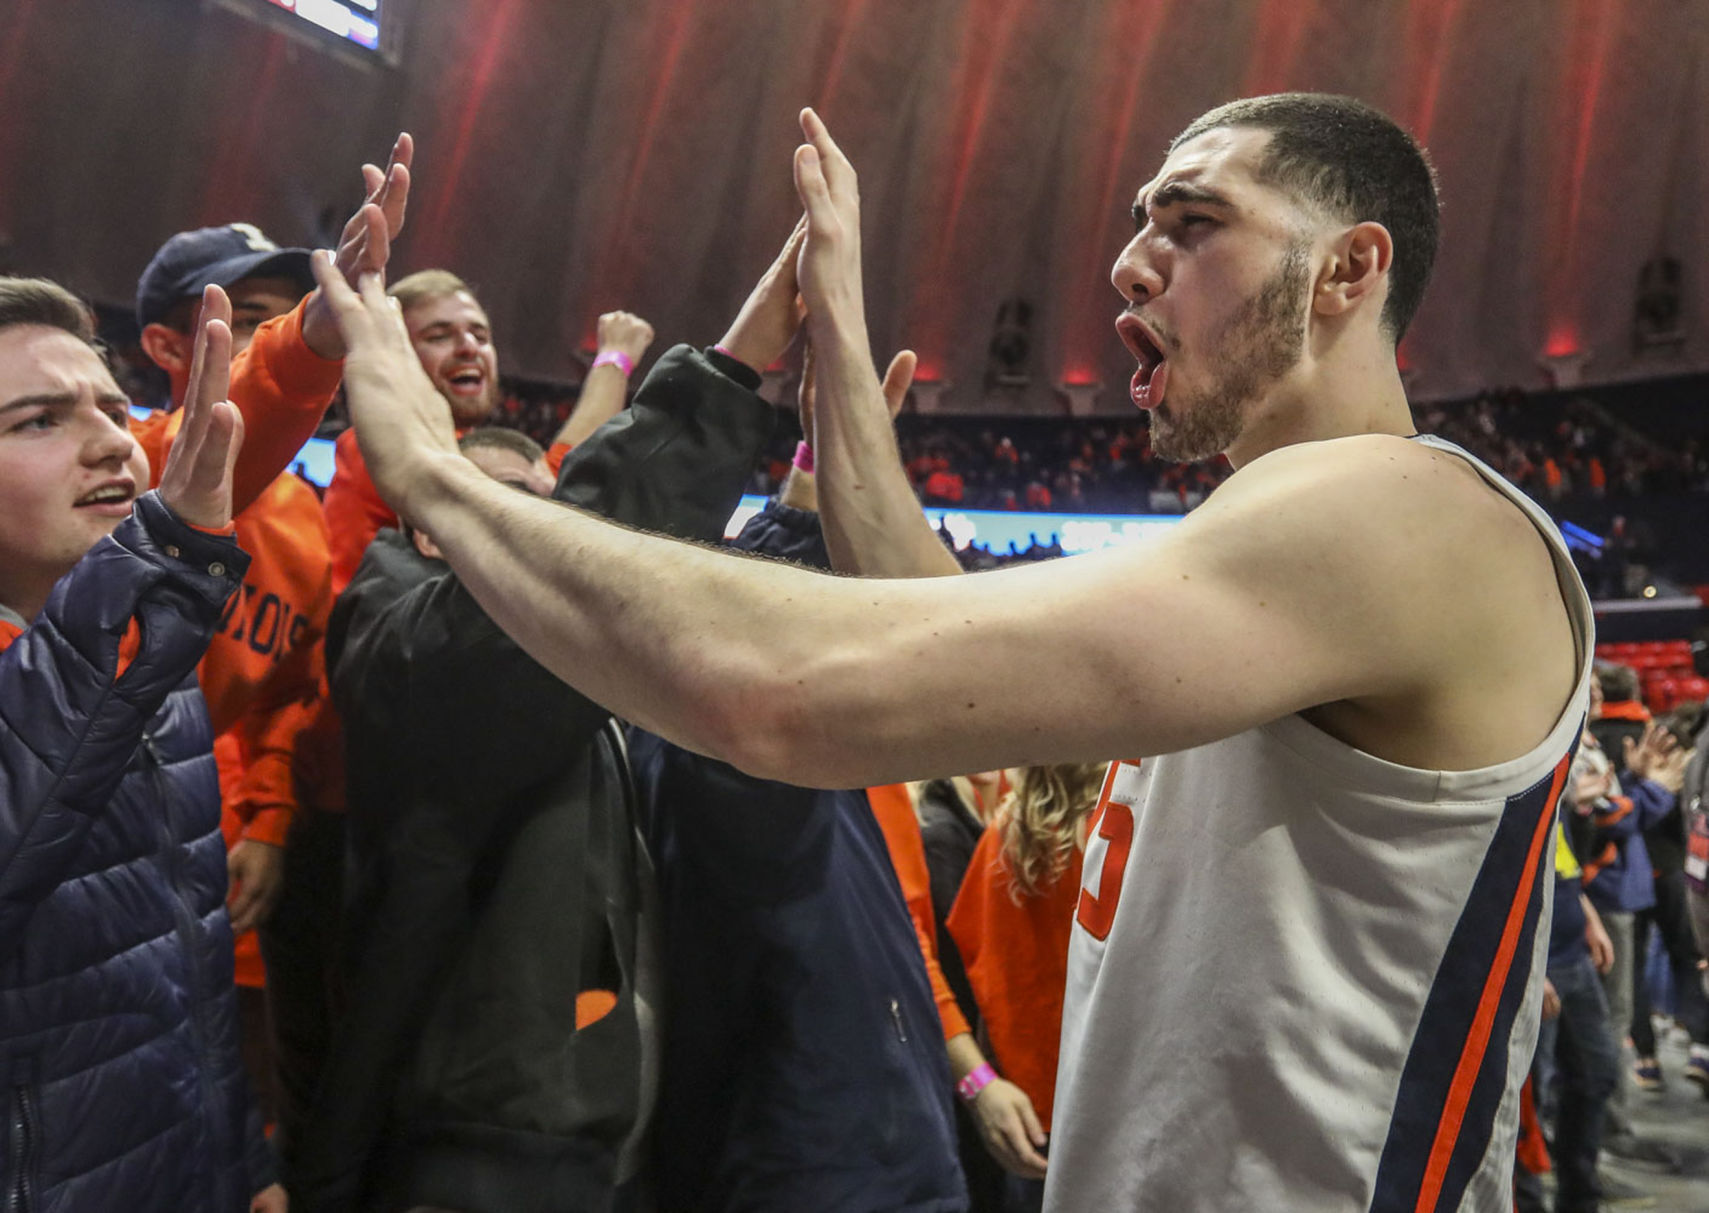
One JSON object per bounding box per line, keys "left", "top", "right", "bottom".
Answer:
{"left": 1075, "top": 762, "right": 1137, "bottom": 940}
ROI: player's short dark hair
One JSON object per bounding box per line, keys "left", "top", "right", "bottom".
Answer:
{"left": 459, "top": 425, "right": 544, "bottom": 464}
{"left": 0, "top": 277, "right": 98, "bottom": 345}
{"left": 1172, "top": 93, "right": 1440, "bottom": 343}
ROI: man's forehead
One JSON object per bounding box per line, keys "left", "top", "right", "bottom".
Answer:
{"left": 1134, "top": 125, "right": 1274, "bottom": 211}
{"left": 406, "top": 291, "right": 489, "bottom": 330}
{"left": 0, "top": 326, "right": 120, "bottom": 399}
{"left": 464, "top": 445, "right": 531, "bottom": 478}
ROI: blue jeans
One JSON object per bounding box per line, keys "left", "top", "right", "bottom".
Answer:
{"left": 1542, "top": 953, "right": 1621, "bottom": 1213}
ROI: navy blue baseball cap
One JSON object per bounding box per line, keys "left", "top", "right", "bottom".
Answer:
{"left": 135, "top": 223, "right": 315, "bottom": 329}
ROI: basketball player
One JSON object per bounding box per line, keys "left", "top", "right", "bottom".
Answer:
{"left": 312, "top": 94, "right": 1591, "bottom": 1212}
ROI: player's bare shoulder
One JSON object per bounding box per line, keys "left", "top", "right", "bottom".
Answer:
{"left": 1199, "top": 432, "right": 1580, "bottom": 768}
{"left": 1219, "top": 432, "right": 1542, "bottom": 566}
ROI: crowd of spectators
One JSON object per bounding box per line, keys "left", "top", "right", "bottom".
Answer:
{"left": 1415, "top": 390, "right": 1709, "bottom": 502}
{"left": 441, "top": 372, "right": 1708, "bottom": 584}
{"left": 454, "top": 374, "right": 1709, "bottom": 519}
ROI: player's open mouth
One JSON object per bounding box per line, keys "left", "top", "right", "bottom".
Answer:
{"left": 73, "top": 480, "right": 136, "bottom": 517}
{"left": 1116, "top": 312, "right": 1169, "bottom": 410}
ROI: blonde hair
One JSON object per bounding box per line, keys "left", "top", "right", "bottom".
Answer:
{"left": 388, "top": 268, "right": 476, "bottom": 312}
{"left": 996, "top": 763, "right": 1108, "bottom": 900}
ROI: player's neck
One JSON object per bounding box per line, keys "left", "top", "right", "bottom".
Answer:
{"left": 1224, "top": 347, "right": 1413, "bottom": 469}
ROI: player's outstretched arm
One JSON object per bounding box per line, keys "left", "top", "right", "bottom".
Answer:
{"left": 314, "top": 251, "right": 1435, "bottom": 788}
{"left": 793, "top": 108, "right": 961, "bottom": 579}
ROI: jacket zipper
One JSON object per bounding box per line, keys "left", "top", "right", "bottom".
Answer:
{"left": 889, "top": 997, "right": 909, "bottom": 1044}
{"left": 140, "top": 733, "right": 230, "bottom": 1210}
{"left": 8, "top": 1080, "right": 36, "bottom": 1213}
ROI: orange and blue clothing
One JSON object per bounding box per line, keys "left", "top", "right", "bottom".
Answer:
{"left": 134, "top": 297, "right": 342, "bottom": 985}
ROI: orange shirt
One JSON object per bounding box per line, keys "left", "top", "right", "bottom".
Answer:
{"left": 946, "top": 828, "right": 1082, "bottom": 1130}
{"left": 866, "top": 783, "right": 972, "bottom": 1042}
{"left": 132, "top": 298, "right": 343, "bottom": 518}
{"left": 323, "top": 429, "right": 395, "bottom": 595}
{"left": 134, "top": 301, "right": 341, "bottom": 987}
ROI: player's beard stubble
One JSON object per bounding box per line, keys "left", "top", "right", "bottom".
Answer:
{"left": 1148, "top": 241, "right": 1311, "bottom": 464}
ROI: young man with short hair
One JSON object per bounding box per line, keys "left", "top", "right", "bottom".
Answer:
{"left": 318, "top": 95, "right": 1592, "bottom": 1212}
{"left": 0, "top": 276, "right": 279, "bottom": 1212}
{"left": 322, "top": 268, "right": 655, "bottom": 589}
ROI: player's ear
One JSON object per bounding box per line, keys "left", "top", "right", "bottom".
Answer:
{"left": 1313, "top": 221, "right": 1392, "bottom": 322}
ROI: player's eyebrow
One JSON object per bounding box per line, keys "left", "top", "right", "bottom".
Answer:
{"left": 1131, "top": 180, "right": 1236, "bottom": 227}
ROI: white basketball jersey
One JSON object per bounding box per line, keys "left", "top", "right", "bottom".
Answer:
{"left": 1046, "top": 437, "right": 1593, "bottom": 1213}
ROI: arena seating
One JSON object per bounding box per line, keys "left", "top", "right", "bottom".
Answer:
{"left": 1596, "top": 640, "right": 1709, "bottom": 712}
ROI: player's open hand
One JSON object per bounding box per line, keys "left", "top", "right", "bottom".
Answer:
{"left": 302, "top": 133, "right": 414, "bottom": 360}
{"left": 158, "top": 285, "right": 244, "bottom": 531}
{"left": 309, "top": 252, "right": 458, "bottom": 515}
{"left": 792, "top": 109, "right": 867, "bottom": 334}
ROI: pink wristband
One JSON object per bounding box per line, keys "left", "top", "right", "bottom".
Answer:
{"left": 592, "top": 349, "right": 635, "bottom": 377}
{"left": 792, "top": 440, "right": 815, "bottom": 474}
{"left": 957, "top": 1062, "right": 997, "bottom": 1103}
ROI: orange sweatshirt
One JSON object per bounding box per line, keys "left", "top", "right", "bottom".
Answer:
{"left": 133, "top": 299, "right": 343, "bottom": 518}
{"left": 134, "top": 301, "right": 341, "bottom": 986}
{"left": 326, "top": 427, "right": 572, "bottom": 593}
{"left": 867, "top": 783, "right": 972, "bottom": 1042}
{"left": 946, "top": 827, "right": 1082, "bottom": 1131}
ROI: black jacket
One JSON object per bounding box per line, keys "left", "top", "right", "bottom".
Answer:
{"left": 301, "top": 346, "right": 774, "bottom": 1213}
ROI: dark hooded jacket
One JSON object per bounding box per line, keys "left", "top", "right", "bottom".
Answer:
{"left": 303, "top": 346, "right": 774, "bottom": 1213}
{"left": 0, "top": 491, "right": 268, "bottom": 1212}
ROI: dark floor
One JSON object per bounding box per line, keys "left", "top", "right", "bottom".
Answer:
{"left": 1554, "top": 1026, "right": 1709, "bottom": 1211}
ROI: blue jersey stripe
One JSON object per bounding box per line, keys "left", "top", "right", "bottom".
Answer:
{"left": 1369, "top": 749, "right": 1571, "bottom": 1212}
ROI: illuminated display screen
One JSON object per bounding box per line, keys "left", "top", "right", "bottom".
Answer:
{"left": 724, "top": 495, "right": 1182, "bottom": 556}
{"left": 181, "top": 430, "right": 1187, "bottom": 559}
{"left": 262, "top": 0, "right": 381, "bottom": 51}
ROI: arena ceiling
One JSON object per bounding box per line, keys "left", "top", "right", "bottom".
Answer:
{"left": 3, "top": 0, "right": 1705, "bottom": 410}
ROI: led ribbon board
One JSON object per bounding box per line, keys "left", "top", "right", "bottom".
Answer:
{"left": 261, "top": 0, "right": 381, "bottom": 51}
{"left": 723, "top": 495, "right": 1182, "bottom": 556}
